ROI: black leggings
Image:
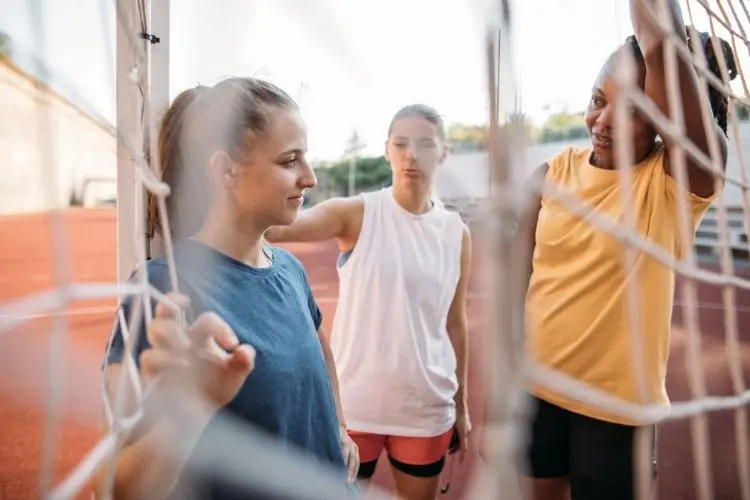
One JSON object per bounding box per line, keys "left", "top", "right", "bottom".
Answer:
{"left": 525, "top": 396, "right": 657, "bottom": 500}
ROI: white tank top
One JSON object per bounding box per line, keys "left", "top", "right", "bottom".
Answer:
{"left": 330, "top": 187, "right": 465, "bottom": 437}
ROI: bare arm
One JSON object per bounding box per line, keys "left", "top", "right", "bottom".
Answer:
{"left": 95, "top": 364, "right": 214, "bottom": 500}
{"left": 630, "top": 0, "right": 728, "bottom": 198}
{"left": 317, "top": 327, "right": 346, "bottom": 428}
{"left": 265, "top": 197, "right": 364, "bottom": 249}
{"left": 447, "top": 224, "right": 472, "bottom": 414}
{"left": 519, "top": 164, "right": 547, "bottom": 293}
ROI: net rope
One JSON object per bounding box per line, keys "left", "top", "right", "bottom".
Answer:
{"left": 0, "top": 0, "right": 748, "bottom": 498}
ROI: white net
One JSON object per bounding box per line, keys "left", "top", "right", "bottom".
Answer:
{"left": 0, "top": 0, "right": 749, "bottom": 499}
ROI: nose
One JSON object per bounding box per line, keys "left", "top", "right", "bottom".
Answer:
{"left": 406, "top": 140, "right": 420, "bottom": 162}
{"left": 595, "top": 105, "right": 613, "bottom": 131}
{"left": 298, "top": 162, "right": 317, "bottom": 190}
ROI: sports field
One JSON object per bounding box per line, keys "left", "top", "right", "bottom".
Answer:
{"left": 0, "top": 209, "right": 748, "bottom": 499}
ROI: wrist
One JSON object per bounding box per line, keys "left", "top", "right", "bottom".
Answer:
{"left": 166, "top": 392, "right": 219, "bottom": 430}
{"left": 455, "top": 394, "right": 468, "bottom": 411}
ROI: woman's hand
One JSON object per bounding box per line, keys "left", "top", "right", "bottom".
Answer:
{"left": 339, "top": 426, "right": 360, "bottom": 483}
{"left": 140, "top": 293, "right": 256, "bottom": 417}
{"left": 455, "top": 408, "right": 472, "bottom": 463}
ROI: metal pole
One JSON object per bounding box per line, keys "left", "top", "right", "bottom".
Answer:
{"left": 145, "top": 0, "right": 170, "bottom": 259}
{"left": 115, "top": 0, "right": 142, "bottom": 283}
{"left": 348, "top": 157, "right": 356, "bottom": 196}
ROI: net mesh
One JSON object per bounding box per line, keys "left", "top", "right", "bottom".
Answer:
{"left": 0, "top": 0, "right": 749, "bottom": 499}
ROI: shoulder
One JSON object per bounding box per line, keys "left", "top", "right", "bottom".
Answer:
{"left": 128, "top": 257, "right": 173, "bottom": 293}
{"left": 268, "top": 247, "right": 317, "bottom": 296}
{"left": 546, "top": 145, "right": 591, "bottom": 174}
{"left": 268, "top": 246, "right": 313, "bottom": 282}
{"left": 268, "top": 246, "right": 303, "bottom": 270}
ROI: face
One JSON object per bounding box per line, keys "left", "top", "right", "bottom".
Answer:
{"left": 385, "top": 116, "right": 447, "bottom": 189}
{"left": 212, "top": 107, "right": 316, "bottom": 229}
{"left": 584, "top": 47, "right": 657, "bottom": 168}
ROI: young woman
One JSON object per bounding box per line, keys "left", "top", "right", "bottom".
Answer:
{"left": 520, "top": 1, "right": 738, "bottom": 499}
{"left": 265, "top": 104, "right": 472, "bottom": 500}
{"left": 98, "top": 78, "right": 359, "bottom": 500}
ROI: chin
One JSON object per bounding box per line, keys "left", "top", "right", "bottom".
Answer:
{"left": 274, "top": 210, "right": 299, "bottom": 227}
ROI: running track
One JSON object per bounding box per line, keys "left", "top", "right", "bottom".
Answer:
{"left": 0, "top": 209, "right": 748, "bottom": 499}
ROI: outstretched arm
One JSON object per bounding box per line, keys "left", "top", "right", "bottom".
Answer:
{"left": 630, "top": 0, "right": 728, "bottom": 198}
{"left": 265, "top": 197, "right": 363, "bottom": 246}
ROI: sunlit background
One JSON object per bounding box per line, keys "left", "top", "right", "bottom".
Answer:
{"left": 0, "top": 0, "right": 749, "bottom": 498}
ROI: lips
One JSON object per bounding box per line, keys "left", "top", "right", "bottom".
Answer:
{"left": 593, "top": 132, "right": 612, "bottom": 144}
{"left": 592, "top": 132, "right": 613, "bottom": 149}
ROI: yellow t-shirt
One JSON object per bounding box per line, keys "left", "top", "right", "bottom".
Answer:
{"left": 526, "top": 144, "right": 716, "bottom": 426}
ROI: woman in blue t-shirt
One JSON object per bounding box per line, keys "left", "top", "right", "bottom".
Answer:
{"left": 98, "top": 78, "right": 359, "bottom": 500}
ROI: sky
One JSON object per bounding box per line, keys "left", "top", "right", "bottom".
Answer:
{"left": 1, "top": 0, "right": 747, "bottom": 160}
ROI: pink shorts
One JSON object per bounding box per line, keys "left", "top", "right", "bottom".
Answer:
{"left": 349, "top": 428, "right": 454, "bottom": 466}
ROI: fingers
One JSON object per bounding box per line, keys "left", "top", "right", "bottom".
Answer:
{"left": 147, "top": 317, "right": 190, "bottom": 351}
{"left": 459, "top": 427, "right": 471, "bottom": 463}
{"left": 154, "top": 292, "right": 190, "bottom": 319}
{"left": 226, "top": 344, "right": 256, "bottom": 376}
{"left": 187, "top": 311, "right": 239, "bottom": 350}
{"left": 140, "top": 348, "right": 188, "bottom": 383}
{"left": 345, "top": 439, "right": 359, "bottom": 483}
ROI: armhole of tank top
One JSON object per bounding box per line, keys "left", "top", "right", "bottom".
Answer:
{"left": 338, "top": 190, "right": 379, "bottom": 272}
{"left": 453, "top": 212, "right": 466, "bottom": 275}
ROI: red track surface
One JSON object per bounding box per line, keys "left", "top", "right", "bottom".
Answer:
{"left": 0, "top": 209, "right": 748, "bottom": 499}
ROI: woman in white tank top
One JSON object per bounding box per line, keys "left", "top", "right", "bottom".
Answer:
{"left": 266, "top": 104, "right": 472, "bottom": 500}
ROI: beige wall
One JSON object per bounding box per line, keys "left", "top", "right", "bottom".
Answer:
{"left": 0, "top": 60, "right": 116, "bottom": 216}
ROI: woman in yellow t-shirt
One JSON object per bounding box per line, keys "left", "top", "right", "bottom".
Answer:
{"left": 519, "top": 1, "right": 738, "bottom": 499}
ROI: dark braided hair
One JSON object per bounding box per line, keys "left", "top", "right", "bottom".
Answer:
{"left": 625, "top": 28, "right": 739, "bottom": 135}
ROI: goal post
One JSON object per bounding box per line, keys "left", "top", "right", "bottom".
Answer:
{"left": 115, "top": 0, "right": 169, "bottom": 282}
{"left": 115, "top": 0, "right": 142, "bottom": 283}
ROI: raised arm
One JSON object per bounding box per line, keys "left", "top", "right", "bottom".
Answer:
{"left": 265, "top": 197, "right": 364, "bottom": 248}
{"left": 630, "top": 0, "right": 729, "bottom": 198}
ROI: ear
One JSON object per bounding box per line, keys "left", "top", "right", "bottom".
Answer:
{"left": 438, "top": 142, "right": 449, "bottom": 164}
{"left": 208, "top": 151, "right": 237, "bottom": 189}
{"left": 383, "top": 140, "right": 390, "bottom": 163}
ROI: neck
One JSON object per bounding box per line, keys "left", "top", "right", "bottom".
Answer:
{"left": 194, "top": 209, "right": 269, "bottom": 267}
{"left": 391, "top": 183, "right": 432, "bottom": 215}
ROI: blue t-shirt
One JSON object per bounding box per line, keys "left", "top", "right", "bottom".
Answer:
{"left": 105, "top": 239, "right": 347, "bottom": 499}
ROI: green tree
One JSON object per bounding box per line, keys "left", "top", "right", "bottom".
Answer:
{"left": 447, "top": 123, "right": 488, "bottom": 152}
{"left": 538, "top": 109, "right": 587, "bottom": 143}
{"left": 736, "top": 103, "right": 749, "bottom": 121}
{"left": 324, "top": 155, "right": 391, "bottom": 195}
{"left": 0, "top": 32, "right": 11, "bottom": 60}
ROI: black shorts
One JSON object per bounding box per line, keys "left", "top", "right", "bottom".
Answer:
{"left": 525, "top": 396, "right": 657, "bottom": 500}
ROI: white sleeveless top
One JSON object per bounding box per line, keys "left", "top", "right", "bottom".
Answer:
{"left": 330, "top": 187, "right": 465, "bottom": 437}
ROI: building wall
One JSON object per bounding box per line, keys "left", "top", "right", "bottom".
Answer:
{"left": 0, "top": 60, "right": 117, "bottom": 216}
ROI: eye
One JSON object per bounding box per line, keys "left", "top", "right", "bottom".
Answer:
{"left": 591, "top": 96, "right": 605, "bottom": 108}
{"left": 393, "top": 142, "right": 407, "bottom": 149}
{"left": 281, "top": 155, "right": 299, "bottom": 168}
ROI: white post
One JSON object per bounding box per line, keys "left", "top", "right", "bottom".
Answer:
{"left": 146, "top": 0, "right": 170, "bottom": 259}
{"left": 115, "top": 0, "right": 143, "bottom": 283}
